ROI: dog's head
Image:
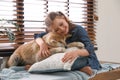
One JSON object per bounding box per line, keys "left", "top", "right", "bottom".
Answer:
{"left": 43, "top": 32, "right": 66, "bottom": 48}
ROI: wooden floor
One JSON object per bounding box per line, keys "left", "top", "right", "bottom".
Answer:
{"left": 89, "top": 69, "right": 120, "bottom": 80}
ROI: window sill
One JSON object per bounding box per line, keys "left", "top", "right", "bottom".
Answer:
{"left": 0, "top": 46, "right": 15, "bottom": 57}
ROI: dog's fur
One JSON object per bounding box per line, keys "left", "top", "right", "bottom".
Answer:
{"left": 7, "top": 32, "right": 66, "bottom": 67}
{"left": 7, "top": 32, "right": 84, "bottom": 67}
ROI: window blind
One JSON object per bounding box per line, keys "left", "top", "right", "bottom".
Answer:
{"left": 0, "top": 0, "right": 16, "bottom": 49}
{"left": 0, "top": 0, "right": 97, "bottom": 51}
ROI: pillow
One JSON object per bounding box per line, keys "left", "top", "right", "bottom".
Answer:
{"left": 28, "top": 52, "right": 77, "bottom": 73}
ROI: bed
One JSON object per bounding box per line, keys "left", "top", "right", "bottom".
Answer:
{"left": 0, "top": 62, "right": 120, "bottom": 80}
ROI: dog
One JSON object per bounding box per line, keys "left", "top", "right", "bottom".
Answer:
{"left": 7, "top": 32, "right": 84, "bottom": 68}
{"left": 7, "top": 32, "right": 67, "bottom": 67}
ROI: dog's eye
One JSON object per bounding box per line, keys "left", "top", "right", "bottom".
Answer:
{"left": 59, "top": 40, "right": 66, "bottom": 45}
{"left": 58, "top": 41, "right": 63, "bottom": 43}
{"left": 51, "top": 40, "right": 57, "bottom": 43}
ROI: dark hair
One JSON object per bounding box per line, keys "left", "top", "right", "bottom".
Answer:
{"left": 45, "top": 11, "right": 75, "bottom": 33}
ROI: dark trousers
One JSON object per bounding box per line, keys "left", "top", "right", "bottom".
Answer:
{"left": 71, "top": 56, "right": 88, "bottom": 70}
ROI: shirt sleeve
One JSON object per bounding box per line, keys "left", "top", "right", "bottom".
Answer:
{"left": 77, "top": 26, "right": 95, "bottom": 55}
{"left": 34, "top": 32, "right": 47, "bottom": 39}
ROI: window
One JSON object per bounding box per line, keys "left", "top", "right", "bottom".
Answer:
{"left": 0, "top": 0, "right": 16, "bottom": 49}
{"left": 0, "top": 0, "right": 97, "bottom": 51}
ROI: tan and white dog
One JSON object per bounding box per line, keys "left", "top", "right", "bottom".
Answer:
{"left": 7, "top": 32, "right": 84, "bottom": 68}
{"left": 7, "top": 32, "right": 67, "bottom": 67}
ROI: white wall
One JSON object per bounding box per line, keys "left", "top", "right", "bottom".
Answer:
{"left": 96, "top": 0, "right": 120, "bottom": 63}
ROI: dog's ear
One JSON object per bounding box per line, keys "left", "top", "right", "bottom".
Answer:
{"left": 42, "top": 32, "right": 55, "bottom": 44}
{"left": 43, "top": 32, "right": 53, "bottom": 40}
{"left": 42, "top": 34, "right": 50, "bottom": 43}
{"left": 42, "top": 34, "right": 47, "bottom": 40}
